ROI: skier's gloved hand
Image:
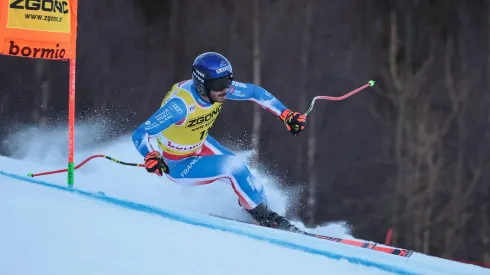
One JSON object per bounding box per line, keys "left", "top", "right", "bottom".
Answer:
{"left": 144, "top": 151, "right": 169, "bottom": 176}
{"left": 279, "top": 109, "right": 307, "bottom": 136}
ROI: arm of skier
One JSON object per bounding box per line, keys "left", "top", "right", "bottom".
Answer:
{"left": 131, "top": 97, "right": 187, "bottom": 175}
{"left": 226, "top": 81, "right": 307, "bottom": 135}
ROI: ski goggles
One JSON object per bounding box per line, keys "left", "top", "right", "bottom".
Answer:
{"left": 206, "top": 75, "right": 233, "bottom": 92}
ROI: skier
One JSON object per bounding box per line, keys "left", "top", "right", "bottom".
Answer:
{"left": 131, "top": 52, "right": 307, "bottom": 231}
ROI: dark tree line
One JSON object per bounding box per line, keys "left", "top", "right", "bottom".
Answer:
{"left": 1, "top": 0, "right": 489, "bottom": 264}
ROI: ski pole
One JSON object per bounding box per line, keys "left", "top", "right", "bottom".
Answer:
{"left": 27, "top": 154, "right": 144, "bottom": 177}
{"left": 303, "top": 80, "right": 375, "bottom": 116}
{"left": 26, "top": 81, "right": 375, "bottom": 177}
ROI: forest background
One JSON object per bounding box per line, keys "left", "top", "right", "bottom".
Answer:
{"left": 1, "top": 0, "right": 489, "bottom": 264}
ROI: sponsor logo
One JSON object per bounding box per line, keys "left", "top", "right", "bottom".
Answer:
{"left": 167, "top": 141, "right": 203, "bottom": 152}
{"left": 7, "top": 40, "right": 66, "bottom": 59}
{"left": 188, "top": 104, "right": 196, "bottom": 113}
{"left": 157, "top": 135, "right": 205, "bottom": 153}
{"left": 231, "top": 89, "right": 246, "bottom": 98}
{"left": 195, "top": 69, "right": 205, "bottom": 77}
{"left": 232, "top": 81, "right": 247, "bottom": 88}
{"left": 246, "top": 176, "right": 255, "bottom": 191}
{"left": 216, "top": 65, "right": 230, "bottom": 74}
{"left": 145, "top": 121, "right": 160, "bottom": 130}
{"left": 154, "top": 109, "right": 173, "bottom": 124}
{"left": 170, "top": 102, "right": 183, "bottom": 114}
{"left": 8, "top": 0, "right": 71, "bottom": 33}
{"left": 181, "top": 157, "right": 202, "bottom": 177}
{"left": 9, "top": 0, "right": 69, "bottom": 14}
{"left": 186, "top": 105, "right": 222, "bottom": 128}
{"left": 192, "top": 70, "right": 204, "bottom": 83}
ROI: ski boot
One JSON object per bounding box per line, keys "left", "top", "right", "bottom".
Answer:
{"left": 246, "top": 202, "right": 301, "bottom": 233}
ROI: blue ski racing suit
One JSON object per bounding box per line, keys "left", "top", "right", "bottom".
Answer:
{"left": 132, "top": 80, "right": 293, "bottom": 210}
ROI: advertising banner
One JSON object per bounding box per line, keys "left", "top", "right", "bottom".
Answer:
{"left": 0, "top": 0, "right": 78, "bottom": 60}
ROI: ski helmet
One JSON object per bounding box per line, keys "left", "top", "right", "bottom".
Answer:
{"left": 191, "top": 52, "right": 233, "bottom": 98}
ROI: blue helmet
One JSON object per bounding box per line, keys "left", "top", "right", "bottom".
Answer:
{"left": 192, "top": 52, "right": 233, "bottom": 98}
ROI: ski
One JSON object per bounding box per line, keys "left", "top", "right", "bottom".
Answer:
{"left": 303, "top": 233, "right": 414, "bottom": 258}
{"left": 209, "top": 214, "right": 414, "bottom": 258}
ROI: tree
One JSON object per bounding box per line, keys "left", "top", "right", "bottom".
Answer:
{"left": 250, "top": 0, "right": 262, "bottom": 168}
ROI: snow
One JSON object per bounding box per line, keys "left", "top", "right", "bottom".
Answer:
{"left": 0, "top": 178, "right": 397, "bottom": 275}
{"left": 0, "top": 123, "right": 489, "bottom": 275}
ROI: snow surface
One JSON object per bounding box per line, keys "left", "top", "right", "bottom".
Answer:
{"left": 1, "top": 123, "right": 489, "bottom": 275}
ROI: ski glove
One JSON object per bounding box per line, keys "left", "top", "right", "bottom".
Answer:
{"left": 279, "top": 109, "right": 307, "bottom": 136}
{"left": 144, "top": 151, "right": 169, "bottom": 176}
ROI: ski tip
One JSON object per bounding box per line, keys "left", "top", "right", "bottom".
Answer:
{"left": 27, "top": 173, "right": 33, "bottom": 177}
{"left": 368, "top": 80, "right": 376, "bottom": 87}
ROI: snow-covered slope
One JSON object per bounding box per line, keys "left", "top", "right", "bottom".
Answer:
{"left": 1, "top": 176, "right": 391, "bottom": 275}
{"left": 1, "top": 124, "right": 489, "bottom": 275}
{"left": 0, "top": 123, "right": 350, "bottom": 235}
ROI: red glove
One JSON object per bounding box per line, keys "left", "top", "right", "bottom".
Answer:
{"left": 279, "top": 109, "right": 307, "bottom": 136}
{"left": 144, "top": 151, "right": 169, "bottom": 176}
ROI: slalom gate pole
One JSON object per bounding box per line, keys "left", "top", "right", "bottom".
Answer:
{"left": 303, "top": 80, "right": 375, "bottom": 116}
{"left": 27, "top": 155, "right": 144, "bottom": 178}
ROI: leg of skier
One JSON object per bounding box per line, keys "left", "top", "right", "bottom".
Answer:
{"left": 163, "top": 135, "right": 299, "bottom": 231}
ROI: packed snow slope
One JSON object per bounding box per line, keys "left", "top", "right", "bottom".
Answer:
{"left": 1, "top": 123, "right": 489, "bottom": 275}
{"left": 1, "top": 175, "right": 399, "bottom": 275}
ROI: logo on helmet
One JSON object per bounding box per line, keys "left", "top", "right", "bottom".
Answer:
{"left": 216, "top": 65, "right": 230, "bottom": 74}
{"left": 193, "top": 70, "right": 205, "bottom": 83}
{"left": 194, "top": 69, "right": 205, "bottom": 77}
